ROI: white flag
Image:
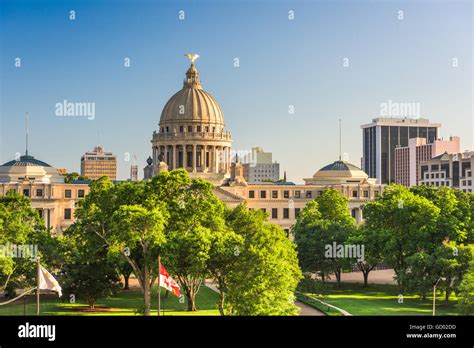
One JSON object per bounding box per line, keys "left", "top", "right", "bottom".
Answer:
{"left": 38, "top": 265, "right": 62, "bottom": 297}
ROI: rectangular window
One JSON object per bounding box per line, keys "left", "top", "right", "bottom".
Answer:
{"left": 188, "top": 126, "right": 193, "bottom": 132}
{"left": 283, "top": 190, "right": 289, "bottom": 198}
{"left": 23, "top": 189, "right": 30, "bottom": 197}
{"left": 37, "top": 209, "right": 43, "bottom": 219}
{"left": 363, "top": 190, "right": 369, "bottom": 198}
{"left": 295, "top": 208, "right": 301, "bottom": 217}
{"left": 272, "top": 208, "right": 278, "bottom": 219}
{"left": 197, "top": 126, "right": 202, "bottom": 132}
{"left": 272, "top": 190, "right": 278, "bottom": 199}
{"left": 179, "top": 126, "right": 184, "bottom": 132}
{"left": 295, "top": 191, "right": 301, "bottom": 198}
{"left": 352, "top": 190, "right": 358, "bottom": 198}
{"left": 36, "top": 189, "right": 43, "bottom": 197}
{"left": 78, "top": 189, "right": 85, "bottom": 198}
{"left": 249, "top": 190, "right": 255, "bottom": 198}
{"left": 64, "top": 208, "right": 72, "bottom": 220}
{"left": 283, "top": 208, "right": 289, "bottom": 219}
{"left": 65, "top": 189, "right": 72, "bottom": 198}
{"left": 306, "top": 191, "right": 312, "bottom": 198}
{"left": 260, "top": 191, "right": 266, "bottom": 199}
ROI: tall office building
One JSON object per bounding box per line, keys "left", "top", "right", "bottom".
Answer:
{"left": 130, "top": 164, "right": 138, "bottom": 181}
{"left": 394, "top": 136, "right": 460, "bottom": 187}
{"left": 242, "top": 147, "right": 280, "bottom": 183}
{"left": 361, "top": 117, "right": 441, "bottom": 184}
{"left": 80, "top": 145, "right": 117, "bottom": 180}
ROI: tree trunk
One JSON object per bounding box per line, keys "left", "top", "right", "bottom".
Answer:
{"left": 143, "top": 264, "right": 151, "bottom": 316}
{"left": 363, "top": 271, "right": 369, "bottom": 287}
{"left": 187, "top": 293, "right": 197, "bottom": 311}
{"left": 88, "top": 299, "right": 95, "bottom": 309}
{"left": 321, "top": 272, "right": 326, "bottom": 284}
{"left": 218, "top": 292, "right": 225, "bottom": 316}
{"left": 123, "top": 274, "right": 130, "bottom": 290}
{"left": 335, "top": 269, "right": 342, "bottom": 287}
{"left": 445, "top": 290, "right": 451, "bottom": 303}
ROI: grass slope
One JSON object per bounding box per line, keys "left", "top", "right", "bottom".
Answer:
{"left": 304, "top": 283, "right": 459, "bottom": 316}
{"left": 0, "top": 285, "right": 220, "bottom": 316}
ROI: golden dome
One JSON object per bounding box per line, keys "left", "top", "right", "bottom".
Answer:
{"left": 159, "top": 62, "right": 225, "bottom": 126}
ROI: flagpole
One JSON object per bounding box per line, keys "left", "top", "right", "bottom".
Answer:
{"left": 157, "top": 255, "right": 161, "bottom": 316}
{"left": 36, "top": 257, "right": 40, "bottom": 316}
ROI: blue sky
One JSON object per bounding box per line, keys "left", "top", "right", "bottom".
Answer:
{"left": 1, "top": 0, "right": 472, "bottom": 181}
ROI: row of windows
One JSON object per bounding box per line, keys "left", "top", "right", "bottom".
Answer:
{"left": 248, "top": 189, "right": 376, "bottom": 199}
{"left": 253, "top": 207, "right": 300, "bottom": 219}
{"left": 425, "top": 172, "right": 445, "bottom": 179}
{"left": 37, "top": 208, "right": 73, "bottom": 220}
{"left": 161, "top": 125, "right": 222, "bottom": 133}
{"left": 83, "top": 157, "right": 116, "bottom": 161}
{"left": 421, "top": 181, "right": 450, "bottom": 187}
{"left": 21, "top": 188, "right": 86, "bottom": 199}
{"left": 64, "top": 189, "right": 86, "bottom": 198}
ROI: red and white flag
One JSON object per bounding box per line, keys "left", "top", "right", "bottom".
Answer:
{"left": 159, "top": 264, "right": 180, "bottom": 298}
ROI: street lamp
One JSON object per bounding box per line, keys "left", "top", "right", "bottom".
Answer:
{"left": 433, "top": 277, "right": 446, "bottom": 316}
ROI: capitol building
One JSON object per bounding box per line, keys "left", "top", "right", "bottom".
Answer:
{"left": 0, "top": 55, "right": 383, "bottom": 236}
{"left": 144, "top": 56, "right": 384, "bottom": 235}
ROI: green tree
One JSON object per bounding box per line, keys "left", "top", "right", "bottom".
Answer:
{"left": 0, "top": 191, "right": 55, "bottom": 294}
{"left": 72, "top": 177, "right": 168, "bottom": 316}
{"left": 224, "top": 204, "right": 302, "bottom": 315}
{"left": 457, "top": 260, "right": 474, "bottom": 315}
{"left": 363, "top": 185, "right": 440, "bottom": 293}
{"left": 111, "top": 205, "right": 167, "bottom": 315}
{"left": 348, "top": 225, "right": 384, "bottom": 287}
{"left": 410, "top": 186, "right": 472, "bottom": 243}
{"left": 207, "top": 226, "right": 244, "bottom": 315}
{"left": 61, "top": 228, "right": 120, "bottom": 309}
{"left": 149, "top": 170, "right": 228, "bottom": 312}
{"left": 293, "top": 189, "right": 355, "bottom": 286}
{"left": 63, "top": 172, "right": 89, "bottom": 183}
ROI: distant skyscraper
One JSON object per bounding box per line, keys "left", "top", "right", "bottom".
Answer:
{"left": 394, "top": 136, "right": 460, "bottom": 187}
{"left": 361, "top": 117, "right": 441, "bottom": 184}
{"left": 242, "top": 147, "right": 280, "bottom": 183}
{"left": 80, "top": 145, "right": 117, "bottom": 180}
{"left": 130, "top": 164, "right": 138, "bottom": 181}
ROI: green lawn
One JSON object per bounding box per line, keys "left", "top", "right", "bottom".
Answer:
{"left": 304, "top": 283, "right": 460, "bottom": 316}
{"left": 0, "top": 285, "right": 220, "bottom": 316}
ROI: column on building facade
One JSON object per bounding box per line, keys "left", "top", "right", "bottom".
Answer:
{"left": 211, "top": 146, "right": 215, "bottom": 174}
{"left": 200, "top": 146, "right": 205, "bottom": 172}
{"left": 173, "top": 145, "right": 177, "bottom": 170}
{"left": 172, "top": 145, "right": 176, "bottom": 170}
{"left": 215, "top": 146, "right": 220, "bottom": 173}
{"left": 152, "top": 146, "right": 157, "bottom": 167}
{"left": 193, "top": 144, "right": 197, "bottom": 172}
{"left": 183, "top": 144, "right": 187, "bottom": 169}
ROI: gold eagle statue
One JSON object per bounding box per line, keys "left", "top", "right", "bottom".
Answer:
{"left": 184, "top": 53, "right": 200, "bottom": 63}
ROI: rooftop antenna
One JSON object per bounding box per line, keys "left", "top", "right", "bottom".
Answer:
{"left": 25, "top": 112, "right": 29, "bottom": 156}
{"left": 339, "top": 118, "right": 342, "bottom": 160}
